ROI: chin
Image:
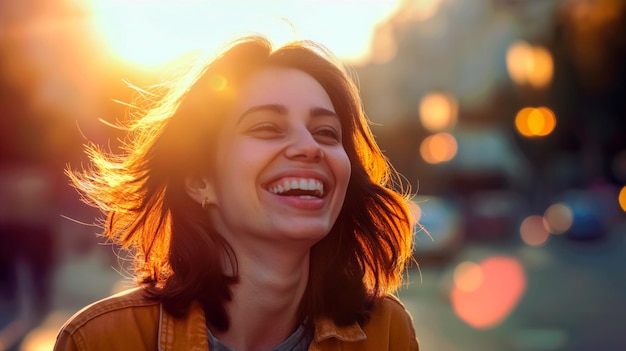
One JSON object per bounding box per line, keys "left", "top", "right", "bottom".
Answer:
{"left": 278, "top": 226, "right": 331, "bottom": 243}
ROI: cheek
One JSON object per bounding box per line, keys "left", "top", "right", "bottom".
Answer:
{"left": 213, "top": 141, "right": 274, "bottom": 189}
{"left": 331, "top": 150, "right": 352, "bottom": 191}
{"left": 216, "top": 137, "right": 261, "bottom": 165}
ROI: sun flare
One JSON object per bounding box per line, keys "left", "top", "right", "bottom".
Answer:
{"left": 88, "top": 0, "right": 400, "bottom": 68}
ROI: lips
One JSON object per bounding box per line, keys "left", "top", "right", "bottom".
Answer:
{"left": 266, "top": 177, "right": 324, "bottom": 198}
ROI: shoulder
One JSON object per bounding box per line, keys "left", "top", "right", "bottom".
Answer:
{"left": 54, "top": 288, "right": 162, "bottom": 350}
{"left": 59, "top": 287, "right": 160, "bottom": 334}
{"left": 363, "top": 295, "right": 419, "bottom": 350}
{"left": 369, "top": 295, "right": 414, "bottom": 322}
{"left": 55, "top": 288, "right": 209, "bottom": 351}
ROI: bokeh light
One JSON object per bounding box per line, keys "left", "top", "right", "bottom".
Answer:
{"left": 209, "top": 74, "right": 229, "bottom": 92}
{"left": 419, "top": 92, "right": 458, "bottom": 132}
{"left": 515, "top": 107, "right": 557, "bottom": 138}
{"left": 420, "top": 132, "right": 458, "bottom": 164}
{"left": 520, "top": 215, "right": 550, "bottom": 246}
{"left": 451, "top": 256, "right": 526, "bottom": 329}
{"left": 453, "top": 261, "right": 483, "bottom": 292}
{"left": 507, "top": 41, "right": 533, "bottom": 85}
{"left": 506, "top": 41, "right": 554, "bottom": 89}
{"left": 527, "top": 46, "right": 554, "bottom": 88}
{"left": 543, "top": 203, "right": 574, "bottom": 234}
{"left": 619, "top": 186, "right": 626, "bottom": 212}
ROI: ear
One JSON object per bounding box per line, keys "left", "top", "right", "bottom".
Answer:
{"left": 184, "top": 176, "right": 217, "bottom": 206}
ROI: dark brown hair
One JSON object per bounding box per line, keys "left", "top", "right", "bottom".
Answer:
{"left": 69, "top": 35, "right": 414, "bottom": 330}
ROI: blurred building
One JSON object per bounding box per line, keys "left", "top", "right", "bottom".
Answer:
{"left": 355, "top": 0, "right": 626, "bottom": 206}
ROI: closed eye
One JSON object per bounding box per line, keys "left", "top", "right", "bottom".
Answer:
{"left": 248, "top": 123, "right": 284, "bottom": 139}
{"left": 313, "top": 127, "right": 341, "bottom": 144}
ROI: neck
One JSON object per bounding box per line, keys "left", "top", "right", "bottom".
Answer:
{"left": 210, "top": 244, "right": 311, "bottom": 351}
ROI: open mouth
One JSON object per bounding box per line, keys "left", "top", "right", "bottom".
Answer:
{"left": 267, "top": 178, "right": 324, "bottom": 198}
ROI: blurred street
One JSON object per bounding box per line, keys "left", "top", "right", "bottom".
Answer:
{"left": 1, "top": 219, "right": 625, "bottom": 350}
{"left": 400, "top": 231, "right": 626, "bottom": 351}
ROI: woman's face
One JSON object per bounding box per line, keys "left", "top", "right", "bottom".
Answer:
{"left": 203, "top": 67, "right": 351, "bottom": 248}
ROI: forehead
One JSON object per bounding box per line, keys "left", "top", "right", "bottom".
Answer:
{"left": 232, "top": 67, "right": 335, "bottom": 113}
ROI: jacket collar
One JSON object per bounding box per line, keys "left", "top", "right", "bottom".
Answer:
{"left": 313, "top": 316, "right": 367, "bottom": 343}
{"left": 158, "top": 301, "right": 366, "bottom": 349}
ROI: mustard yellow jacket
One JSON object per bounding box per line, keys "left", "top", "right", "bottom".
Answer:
{"left": 54, "top": 288, "right": 419, "bottom": 350}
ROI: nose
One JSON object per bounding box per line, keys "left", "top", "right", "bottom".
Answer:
{"left": 285, "top": 128, "right": 323, "bottom": 162}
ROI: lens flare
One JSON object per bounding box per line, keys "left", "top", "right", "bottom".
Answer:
{"left": 209, "top": 74, "right": 228, "bottom": 92}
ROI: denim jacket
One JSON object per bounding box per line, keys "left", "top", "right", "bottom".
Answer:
{"left": 54, "top": 288, "right": 419, "bottom": 350}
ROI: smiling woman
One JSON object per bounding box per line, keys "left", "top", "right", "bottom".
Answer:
{"left": 87, "top": 0, "right": 400, "bottom": 67}
{"left": 53, "top": 35, "right": 418, "bottom": 350}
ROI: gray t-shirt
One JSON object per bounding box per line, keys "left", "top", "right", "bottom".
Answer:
{"left": 207, "top": 325, "right": 312, "bottom": 351}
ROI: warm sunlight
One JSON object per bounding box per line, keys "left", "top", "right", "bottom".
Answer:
{"left": 88, "top": 0, "right": 401, "bottom": 68}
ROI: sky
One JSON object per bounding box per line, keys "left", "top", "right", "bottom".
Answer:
{"left": 87, "top": 0, "right": 403, "bottom": 67}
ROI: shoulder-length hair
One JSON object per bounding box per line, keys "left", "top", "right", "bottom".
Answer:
{"left": 69, "top": 35, "right": 414, "bottom": 330}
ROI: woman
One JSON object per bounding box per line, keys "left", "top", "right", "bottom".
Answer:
{"left": 54, "top": 35, "right": 418, "bottom": 351}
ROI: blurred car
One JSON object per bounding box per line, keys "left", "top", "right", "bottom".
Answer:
{"left": 463, "top": 189, "right": 529, "bottom": 241}
{"left": 556, "top": 188, "right": 615, "bottom": 240}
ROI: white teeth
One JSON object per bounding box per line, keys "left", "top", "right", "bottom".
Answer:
{"left": 269, "top": 178, "right": 324, "bottom": 197}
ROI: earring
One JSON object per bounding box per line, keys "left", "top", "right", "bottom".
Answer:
{"left": 201, "top": 199, "right": 208, "bottom": 209}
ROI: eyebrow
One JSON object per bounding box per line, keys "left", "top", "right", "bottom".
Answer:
{"left": 237, "top": 104, "right": 338, "bottom": 125}
{"left": 310, "top": 107, "right": 338, "bottom": 119}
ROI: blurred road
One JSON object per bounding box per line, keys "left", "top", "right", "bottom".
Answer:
{"left": 1, "top": 226, "right": 625, "bottom": 351}
{"left": 400, "top": 229, "right": 626, "bottom": 351}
